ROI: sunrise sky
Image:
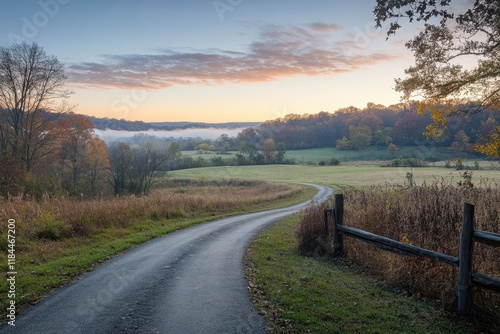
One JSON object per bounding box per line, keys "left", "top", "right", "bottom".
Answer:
{"left": 1, "top": 0, "right": 421, "bottom": 122}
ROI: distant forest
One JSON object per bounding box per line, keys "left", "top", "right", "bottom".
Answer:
{"left": 87, "top": 102, "right": 499, "bottom": 154}
{"left": 85, "top": 114, "right": 260, "bottom": 132}
{"left": 239, "top": 103, "right": 499, "bottom": 152}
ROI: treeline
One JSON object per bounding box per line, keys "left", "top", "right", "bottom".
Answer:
{"left": 86, "top": 114, "right": 261, "bottom": 131}
{"left": 0, "top": 111, "right": 287, "bottom": 199}
{"left": 238, "top": 102, "right": 499, "bottom": 153}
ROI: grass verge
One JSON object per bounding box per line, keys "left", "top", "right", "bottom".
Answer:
{"left": 246, "top": 214, "right": 476, "bottom": 334}
{"left": 0, "top": 181, "right": 316, "bottom": 317}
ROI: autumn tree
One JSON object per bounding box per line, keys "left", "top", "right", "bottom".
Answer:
{"left": 56, "top": 114, "right": 94, "bottom": 187}
{"left": 374, "top": 0, "right": 500, "bottom": 156}
{"left": 336, "top": 136, "right": 351, "bottom": 150}
{"left": 55, "top": 113, "right": 110, "bottom": 197}
{"left": 451, "top": 130, "right": 473, "bottom": 155}
{"left": 387, "top": 143, "right": 398, "bottom": 155}
{"left": 85, "top": 137, "right": 110, "bottom": 197}
{"left": 262, "top": 138, "right": 277, "bottom": 163}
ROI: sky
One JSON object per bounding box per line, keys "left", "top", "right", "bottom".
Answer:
{"left": 0, "top": 0, "right": 418, "bottom": 123}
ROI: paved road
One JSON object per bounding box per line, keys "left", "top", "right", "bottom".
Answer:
{"left": 1, "top": 184, "right": 333, "bottom": 334}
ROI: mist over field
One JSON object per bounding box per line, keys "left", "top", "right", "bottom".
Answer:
{"left": 94, "top": 127, "right": 248, "bottom": 142}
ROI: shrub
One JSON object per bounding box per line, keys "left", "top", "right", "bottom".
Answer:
{"left": 389, "top": 158, "right": 427, "bottom": 167}
{"left": 34, "top": 212, "right": 71, "bottom": 241}
{"left": 328, "top": 158, "right": 340, "bottom": 166}
{"left": 297, "top": 203, "right": 331, "bottom": 256}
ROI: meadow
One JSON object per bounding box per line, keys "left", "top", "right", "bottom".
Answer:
{"left": 170, "top": 164, "right": 500, "bottom": 189}
{"left": 182, "top": 146, "right": 487, "bottom": 165}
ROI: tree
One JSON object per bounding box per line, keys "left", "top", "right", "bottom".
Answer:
{"left": 451, "top": 130, "right": 473, "bottom": 155}
{"left": 348, "top": 126, "right": 372, "bottom": 150}
{"left": 276, "top": 142, "right": 287, "bottom": 163}
{"left": 336, "top": 136, "right": 351, "bottom": 150}
{"left": 0, "top": 42, "right": 72, "bottom": 171}
{"left": 262, "top": 138, "right": 276, "bottom": 163}
{"left": 85, "top": 137, "right": 110, "bottom": 197}
{"left": 56, "top": 114, "right": 95, "bottom": 190}
{"left": 108, "top": 142, "right": 133, "bottom": 196}
{"left": 387, "top": 143, "right": 398, "bottom": 155}
{"left": 374, "top": 0, "right": 500, "bottom": 156}
{"left": 129, "top": 143, "right": 168, "bottom": 196}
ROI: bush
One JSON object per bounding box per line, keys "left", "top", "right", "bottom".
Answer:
{"left": 318, "top": 158, "right": 340, "bottom": 166}
{"left": 329, "top": 158, "right": 340, "bottom": 166}
{"left": 297, "top": 203, "right": 331, "bottom": 256}
{"left": 34, "top": 212, "right": 71, "bottom": 240}
{"left": 388, "top": 158, "right": 427, "bottom": 167}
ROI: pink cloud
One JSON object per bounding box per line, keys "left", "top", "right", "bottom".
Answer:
{"left": 67, "top": 24, "right": 399, "bottom": 90}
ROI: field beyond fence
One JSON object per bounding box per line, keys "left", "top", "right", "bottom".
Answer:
{"left": 298, "top": 178, "right": 500, "bottom": 331}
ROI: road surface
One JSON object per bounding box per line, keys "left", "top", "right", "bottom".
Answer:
{"left": 1, "top": 184, "right": 333, "bottom": 334}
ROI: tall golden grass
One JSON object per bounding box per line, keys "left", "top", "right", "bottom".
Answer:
{"left": 298, "top": 175, "right": 499, "bottom": 326}
{"left": 0, "top": 179, "right": 301, "bottom": 249}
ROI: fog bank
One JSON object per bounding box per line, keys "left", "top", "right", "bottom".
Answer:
{"left": 95, "top": 127, "right": 247, "bottom": 142}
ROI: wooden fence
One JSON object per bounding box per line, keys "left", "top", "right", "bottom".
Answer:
{"left": 324, "top": 193, "right": 500, "bottom": 317}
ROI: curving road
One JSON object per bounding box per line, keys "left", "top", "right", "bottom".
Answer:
{"left": 1, "top": 184, "right": 333, "bottom": 334}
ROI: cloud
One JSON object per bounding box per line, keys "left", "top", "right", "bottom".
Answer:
{"left": 308, "top": 22, "right": 343, "bottom": 32}
{"left": 67, "top": 24, "right": 398, "bottom": 90}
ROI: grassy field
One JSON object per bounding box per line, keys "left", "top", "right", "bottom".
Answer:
{"left": 181, "top": 146, "right": 489, "bottom": 164}
{"left": 170, "top": 164, "right": 500, "bottom": 189}
{"left": 246, "top": 214, "right": 475, "bottom": 333}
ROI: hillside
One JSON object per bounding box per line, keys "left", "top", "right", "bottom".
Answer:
{"left": 83, "top": 114, "right": 261, "bottom": 131}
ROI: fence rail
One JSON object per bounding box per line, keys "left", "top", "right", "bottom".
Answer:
{"left": 326, "top": 193, "right": 500, "bottom": 317}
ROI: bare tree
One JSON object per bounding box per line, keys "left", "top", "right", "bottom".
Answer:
{"left": 0, "top": 42, "right": 73, "bottom": 173}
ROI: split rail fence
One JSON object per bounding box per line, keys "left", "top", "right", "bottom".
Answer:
{"left": 324, "top": 193, "right": 500, "bottom": 317}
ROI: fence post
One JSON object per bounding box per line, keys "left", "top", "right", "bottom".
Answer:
{"left": 333, "top": 194, "right": 344, "bottom": 257}
{"left": 457, "top": 203, "right": 475, "bottom": 317}
{"left": 324, "top": 209, "right": 329, "bottom": 235}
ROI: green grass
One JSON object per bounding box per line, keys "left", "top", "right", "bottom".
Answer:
{"left": 285, "top": 147, "right": 418, "bottom": 163}
{"left": 246, "top": 214, "right": 476, "bottom": 334}
{"left": 170, "top": 164, "right": 500, "bottom": 189}
{"left": 289, "top": 146, "right": 480, "bottom": 163}
{"left": 182, "top": 146, "right": 487, "bottom": 164}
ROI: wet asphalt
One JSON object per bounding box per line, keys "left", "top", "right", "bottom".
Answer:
{"left": 1, "top": 184, "right": 333, "bottom": 334}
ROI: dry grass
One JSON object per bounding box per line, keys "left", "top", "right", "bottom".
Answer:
{"left": 297, "top": 176, "right": 500, "bottom": 330}
{"left": 0, "top": 179, "right": 308, "bottom": 316}
{"left": 0, "top": 179, "right": 301, "bottom": 251}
